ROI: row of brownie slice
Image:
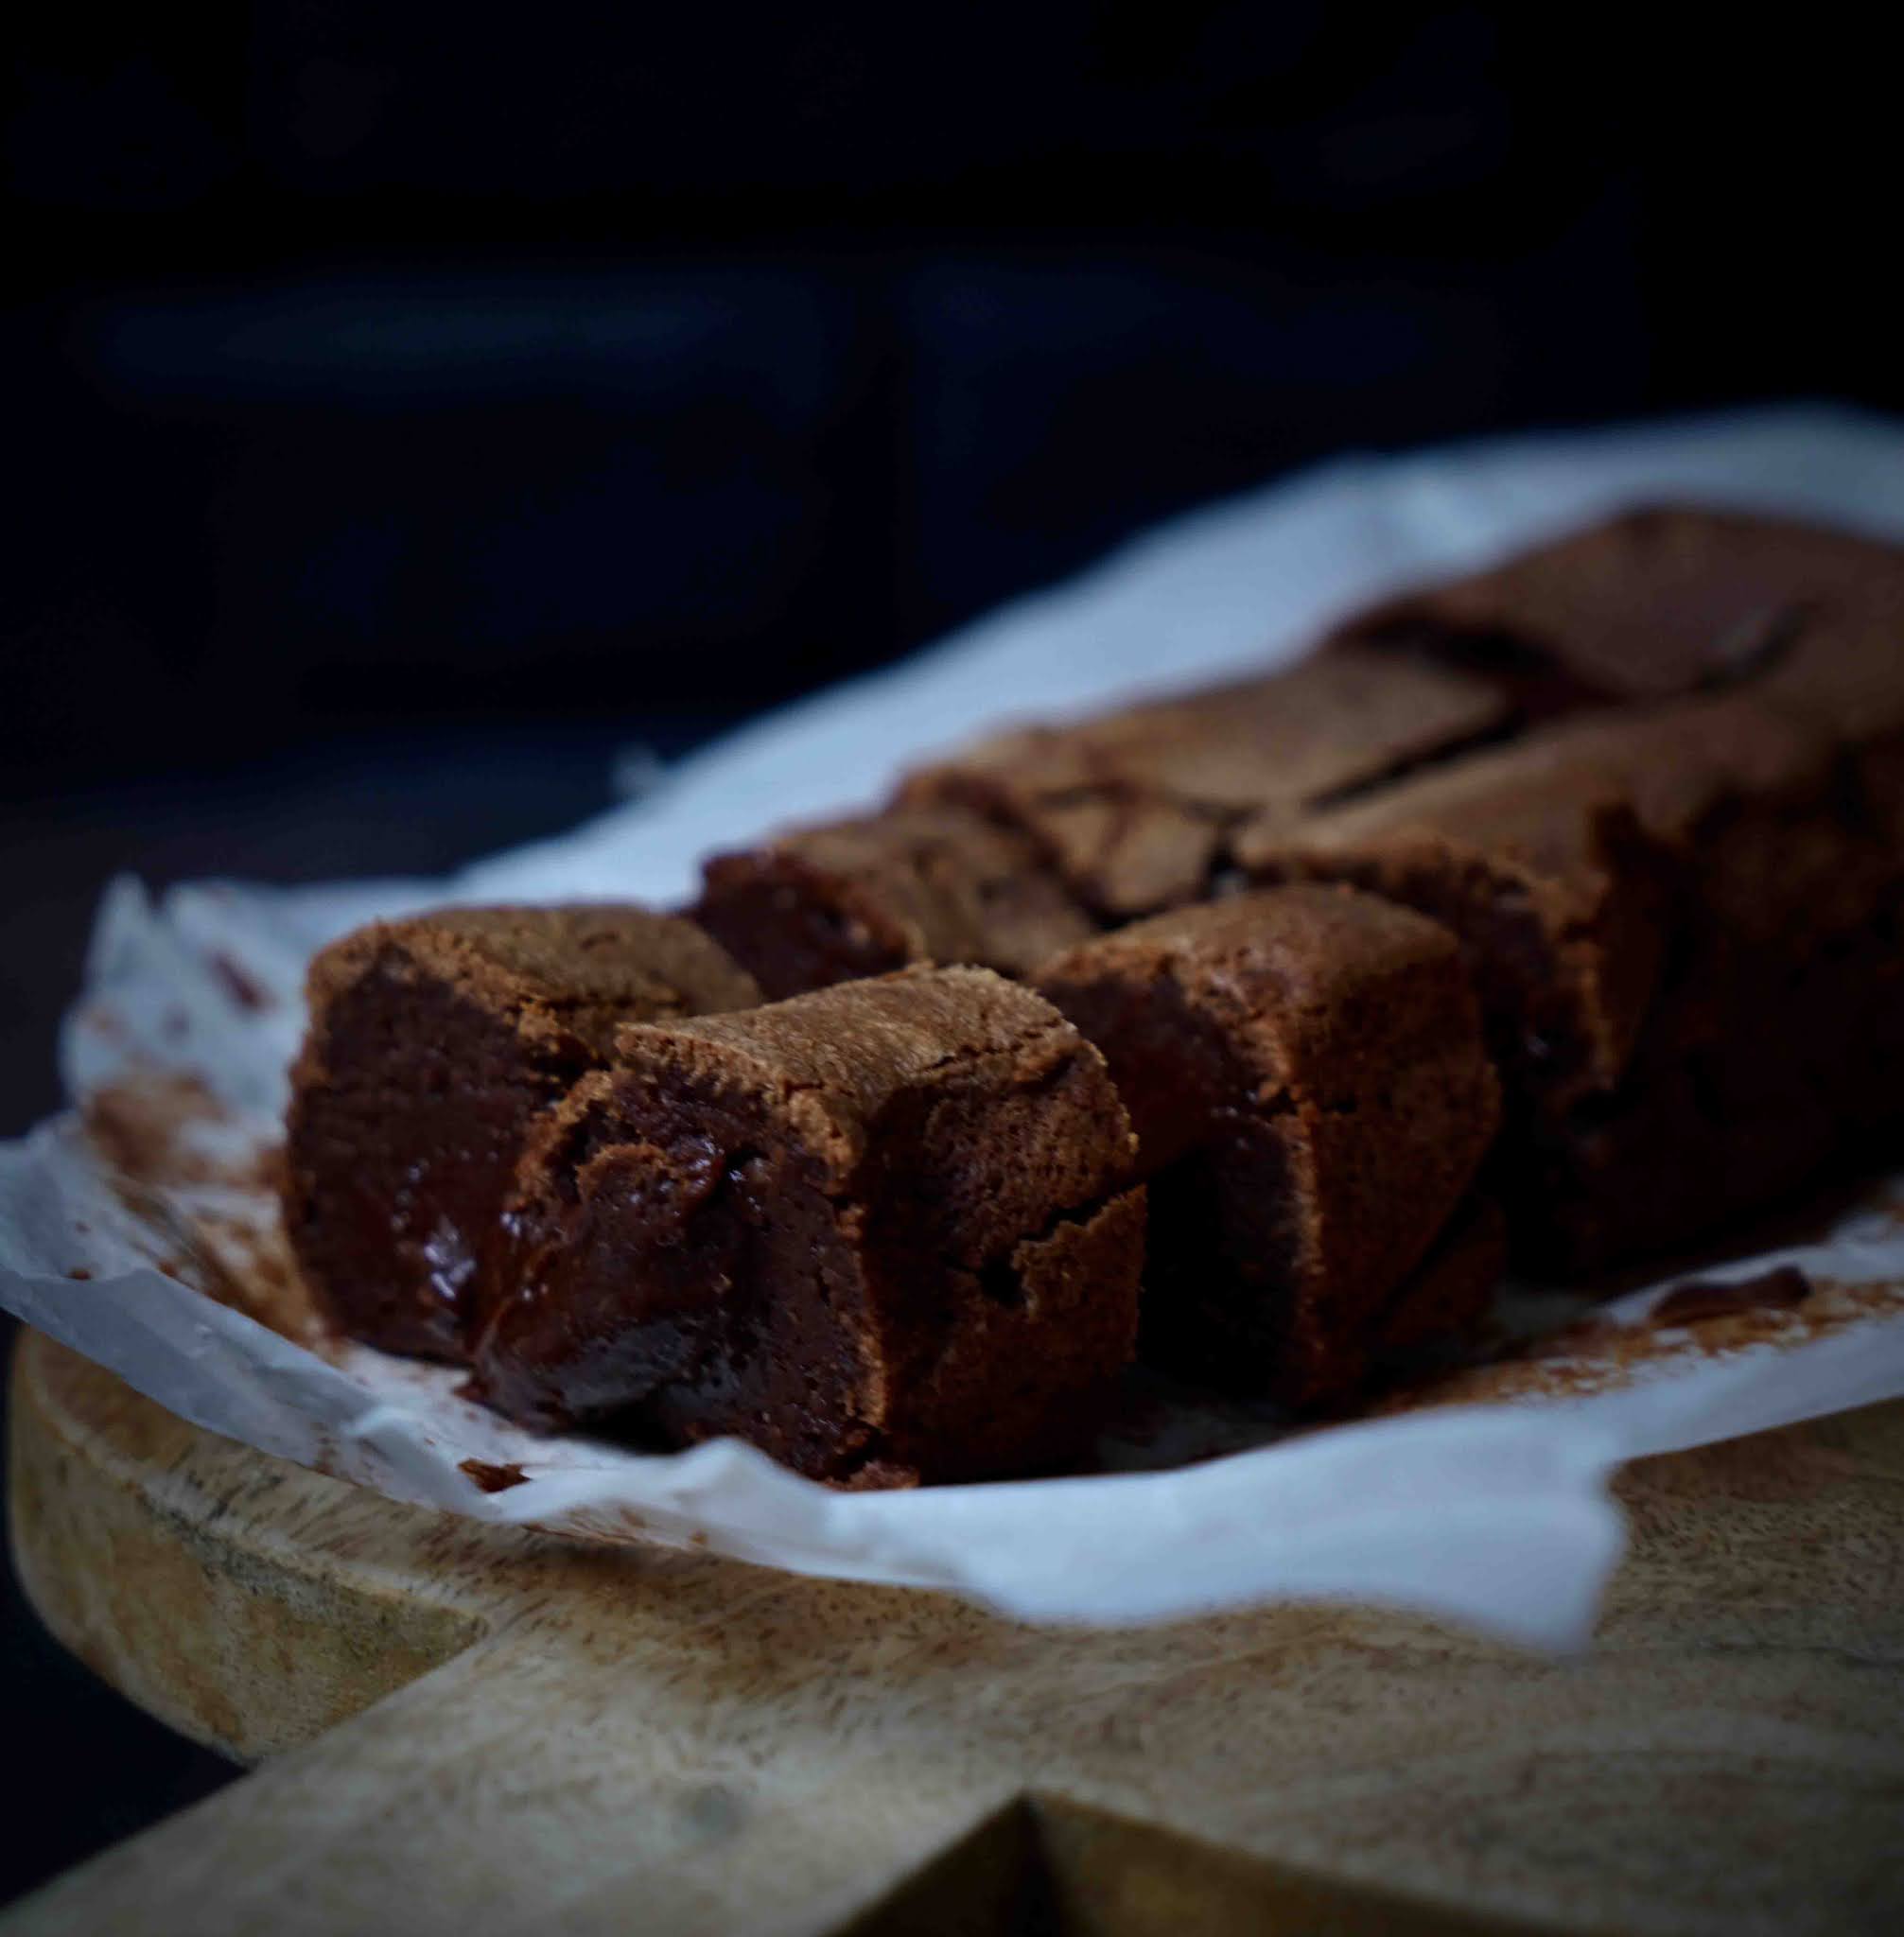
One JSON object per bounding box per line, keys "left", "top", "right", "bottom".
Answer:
{"left": 284, "top": 882, "right": 1494, "bottom": 1483}
{"left": 696, "top": 505, "right": 1904, "bottom": 1274}
{"left": 281, "top": 504, "right": 1904, "bottom": 1485}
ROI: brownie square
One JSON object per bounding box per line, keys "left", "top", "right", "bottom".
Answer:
{"left": 1243, "top": 687, "right": 1902, "bottom": 1270}
{"left": 283, "top": 905, "right": 760, "bottom": 1361}
{"left": 693, "top": 804, "right": 1096, "bottom": 1001}
{"left": 1038, "top": 886, "right": 1500, "bottom": 1404}
{"left": 467, "top": 967, "right": 1144, "bottom": 1485}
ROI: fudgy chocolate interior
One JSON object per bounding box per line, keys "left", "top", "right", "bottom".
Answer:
{"left": 695, "top": 856, "right": 913, "bottom": 1002}
{"left": 284, "top": 965, "right": 584, "bottom": 1360}
{"left": 469, "top": 1021, "right": 1142, "bottom": 1483}
{"left": 471, "top": 1067, "right": 888, "bottom": 1477}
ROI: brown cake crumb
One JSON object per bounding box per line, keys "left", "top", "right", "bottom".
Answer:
{"left": 283, "top": 905, "right": 760, "bottom": 1364}
{"left": 459, "top": 1458, "right": 530, "bottom": 1493}
{"left": 467, "top": 966, "right": 1144, "bottom": 1486}
{"left": 1038, "top": 886, "right": 1500, "bottom": 1405}
{"left": 1651, "top": 1266, "right": 1813, "bottom": 1326}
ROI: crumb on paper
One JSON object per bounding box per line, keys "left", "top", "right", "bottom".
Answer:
{"left": 460, "top": 1458, "right": 530, "bottom": 1494}
{"left": 1652, "top": 1265, "right": 1812, "bottom": 1326}
{"left": 208, "top": 952, "right": 274, "bottom": 1012}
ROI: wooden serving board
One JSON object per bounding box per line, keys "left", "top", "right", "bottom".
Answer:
{"left": 7, "top": 1327, "right": 1904, "bottom": 1936}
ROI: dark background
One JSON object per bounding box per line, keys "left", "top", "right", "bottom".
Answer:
{"left": 2, "top": 2, "right": 1895, "bottom": 1905}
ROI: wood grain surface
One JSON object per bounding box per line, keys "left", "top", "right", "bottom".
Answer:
{"left": 7, "top": 1328, "right": 1903, "bottom": 1936}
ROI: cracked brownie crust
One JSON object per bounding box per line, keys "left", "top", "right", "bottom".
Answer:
{"left": 897, "top": 648, "right": 1512, "bottom": 917}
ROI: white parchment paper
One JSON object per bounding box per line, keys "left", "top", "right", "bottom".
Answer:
{"left": 8, "top": 403, "right": 1904, "bottom": 1651}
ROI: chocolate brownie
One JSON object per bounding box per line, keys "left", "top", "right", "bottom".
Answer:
{"left": 283, "top": 906, "right": 760, "bottom": 1362}
{"left": 1242, "top": 687, "right": 1904, "bottom": 1269}
{"left": 897, "top": 648, "right": 1511, "bottom": 917}
{"left": 693, "top": 804, "right": 1097, "bottom": 1001}
{"left": 1037, "top": 887, "right": 1500, "bottom": 1404}
{"left": 1335, "top": 504, "right": 1904, "bottom": 711}
{"left": 467, "top": 967, "right": 1144, "bottom": 1484}
{"left": 1234, "top": 724, "right": 1676, "bottom": 1125}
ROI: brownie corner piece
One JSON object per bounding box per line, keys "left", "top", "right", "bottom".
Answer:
{"left": 469, "top": 965, "right": 1144, "bottom": 1484}
{"left": 1038, "top": 884, "right": 1501, "bottom": 1405}
{"left": 283, "top": 904, "right": 760, "bottom": 1363}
